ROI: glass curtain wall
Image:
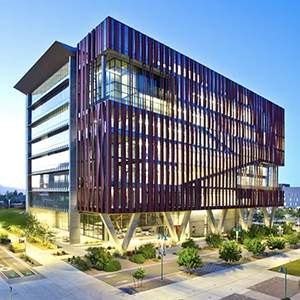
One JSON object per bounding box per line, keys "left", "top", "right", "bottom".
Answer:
{"left": 29, "top": 63, "right": 70, "bottom": 211}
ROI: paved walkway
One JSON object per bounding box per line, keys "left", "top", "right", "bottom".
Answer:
{"left": 125, "top": 248, "right": 300, "bottom": 300}
{"left": 1, "top": 238, "right": 300, "bottom": 299}
{"left": 0, "top": 242, "right": 124, "bottom": 300}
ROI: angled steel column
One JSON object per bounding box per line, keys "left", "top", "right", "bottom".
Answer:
{"left": 177, "top": 211, "right": 191, "bottom": 242}
{"left": 217, "top": 209, "right": 228, "bottom": 233}
{"left": 162, "top": 212, "right": 178, "bottom": 242}
{"left": 207, "top": 209, "right": 228, "bottom": 234}
{"left": 100, "top": 213, "right": 121, "bottom": 250}
{"left": 69, "top": 55, "right": 80, "bottom": 244}
{"left": 238, "top": 209, "right": 247, "bottom": 230}
{"left": 207, "top": 210, "right": 218, "bottom": 233}
{"left": 121, "top": 213, "right": 140, "bottom": 251}
{"left": 238, "top": 208, "right": 254, "bottom": 230}
{"left": 262, "top": 207, "right": 276, "bottom": 228}
{"left": 247, "top": 208, "right": 255, "bottom": 229}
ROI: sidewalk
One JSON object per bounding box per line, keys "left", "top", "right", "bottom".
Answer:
{"left": 0, "top": 242, "right": 124, "bottom": 300}
{"left": 1, "top": 237, "right": 300, "bottom": 300}
{"left": 126, "top": 248, "right": 300, "bottom": 300}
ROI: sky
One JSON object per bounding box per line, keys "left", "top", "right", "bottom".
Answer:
{"left": 0, "top": 0, "right": 299, "bottom": 189}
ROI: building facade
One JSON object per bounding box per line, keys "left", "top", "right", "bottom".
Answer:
{"left": 281, "top": 186, "right": 300, "bottom": 208}
{"left": 15, "top": 17, "right": 284, "bottom": 250}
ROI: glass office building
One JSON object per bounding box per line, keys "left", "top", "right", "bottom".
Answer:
{"left": 15, "top": 17, "right": 284, "bottom": 249}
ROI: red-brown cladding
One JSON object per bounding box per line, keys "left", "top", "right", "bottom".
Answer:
{"left": 77, "top": 17, "right": 284, "bottom": 213}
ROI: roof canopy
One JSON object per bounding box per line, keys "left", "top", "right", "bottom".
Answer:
{"left": 14, "top": 41, "right": 76, "bottom": 94}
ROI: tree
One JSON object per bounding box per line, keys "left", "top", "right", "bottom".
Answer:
{"left": 219, "top": 240, "right": 242, "bottom": 263}
{"left": 132, "top": 268, "right": 146, "bottom": 287}
{"left": 177, "top": 247, "right": 203, "bottom": 273}
{"left": 24, "top": 214, "right": 54, "bottom": 245}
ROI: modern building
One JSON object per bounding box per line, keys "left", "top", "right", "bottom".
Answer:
{"left": 281, "top": 186, "right": 300, "bottom": 208}
{"left": 15, "top": 17, "right": 285, "bottom": 250}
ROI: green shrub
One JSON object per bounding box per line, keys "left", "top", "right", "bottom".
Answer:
{"left": 9, "top": 242, "right": 25, "bottom": 253}
{"left": 129, "top": 253, "right": 146, "bottom": 264}
{"left": 2, "top": 224, "right": 11, "bottom": 231}
{"left": 285, "top": 233, "right": 299, "bottom": 247}
{"left": 70, "top": 256, "right": 91, "bottom": 271}
{"left": 53, "top": 250, "right": 68, "bottom": 256}
{"left": 85, "top": 247, "right": 112, "bottom": 270}
{"left": 113, "top": 250, "right": 121, "bottom": 258}
{"left": 247, "top": 224, "right": 275, "bottom": 239}
{"left": 27, "top": 235, "right": 41, "bottom": 243}
{"left": 206, "top": 233, "right": 223, "bottom": 248}
{"left": 269, "top": 226, "right": 279, "bottom": 236}
{"left": 267, "top": 235, "right": 286, "bottom": 250}
{"left": 228, "top": 228, "right": 248, "bottom": 243}
{"left": 0, "top": 237, "right": 10, "bottom": 245}
{"left": 177, "top": 247, "right": 203, "bottom": 273}
{"left": 9, "top": 225, "right": 24, "bottom": 237}
{"left": 283, "top": 222, "right": 294, "bottom": 235}
{"left": 0, "top": 230, "right": 8, "bottom": 238}
{"left": 181, "top": 238, "right": 199, "bottom": 249}
{"left": 0, "top": 231, "right": 10, "bottom": 244}
{"left": 84, "top": 247, "right": 122, "bottom": 272}
{"left": 41, "top": 241, "right": 56, "bottom": 249}
{"left": 219, "top": 240, "right": 242, "bottom": 263}
{"left": 136, "top": 243, "right": 156, "bottom": 259}
{"left": 244, "top": 238, "right": 266, "bottom": 255}
{"left": 103, "top": 259, "right": 121, "bottom": 272}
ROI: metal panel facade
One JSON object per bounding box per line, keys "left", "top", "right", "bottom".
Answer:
{"left": 77, "top": 17, "right": 284, "bottom": 213}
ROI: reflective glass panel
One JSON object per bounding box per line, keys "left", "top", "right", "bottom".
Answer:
{"left": 32, "top": 63, "right": 69, "bottom": 104}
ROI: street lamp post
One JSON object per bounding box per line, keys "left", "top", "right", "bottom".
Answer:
{"left": 233, "top": 226, "right": 242, "bottom": 242}
{"left": 157, "top": 233, "right": 168, "bottom": 281}
{"left": 279, "top": 266, "right": 288, "bottom": 299}
{"left": 9, "top": 286, "right": 12, "bottom": 300}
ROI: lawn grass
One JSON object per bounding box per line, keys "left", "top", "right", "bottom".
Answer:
{"left": 270, "top": 259, "right": 300, "bottom": 276}
{"left": 0, "top": 208, "right": 27, "bottom": 228}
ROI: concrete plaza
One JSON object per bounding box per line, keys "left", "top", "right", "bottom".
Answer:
{"left": 0, "top": 242, "right": 300, "bottom": 299}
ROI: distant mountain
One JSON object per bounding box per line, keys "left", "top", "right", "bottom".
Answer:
{"left": 0, "top": 184, "right": 25, "bottom": 195}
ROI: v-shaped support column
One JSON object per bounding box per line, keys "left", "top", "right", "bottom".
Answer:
{"left": 121, "top": 213, "right": 140, "bottom": 251}
{"left": 207, "top": 209, "right": 228, "bottom": 234}
{"left": 163, "top": 211, "right": 191, "bottom": 243}
{"left": 262, "top": 207, "right": 276, "bottom": 228}
{"left": 162, "top": 212, "right": 178, "bottom": 242}
{"left": 100, "top": 213, "right": 141, "bottom": 252}
{"left": 100, "top": 213, "right": 121, "bottom": 250}
{"left": 177, "top": 211, "right": 191, "bottom": 242}
{"left": 238, "top": 208, "right": 254, "bottom": 230}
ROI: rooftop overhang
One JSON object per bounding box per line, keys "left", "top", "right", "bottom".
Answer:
{"left": 14, "top": 41, "right": 76, "bottom": 94}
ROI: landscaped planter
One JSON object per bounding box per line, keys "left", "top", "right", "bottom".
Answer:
{"left": 9, "top": 242, "right": 25, "bottom": 253}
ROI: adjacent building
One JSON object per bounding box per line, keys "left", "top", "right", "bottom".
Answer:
{"left": 15, "top": 17, "right": 285, "bottom": 250}
{"left": 281, "top": 185, "right": 300, "bottom": 208}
